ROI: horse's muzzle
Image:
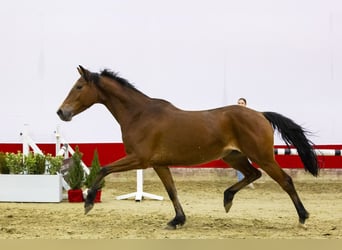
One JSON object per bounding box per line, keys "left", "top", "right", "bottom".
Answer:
{"left": 57, "top": 108, "right": 72, "bottom": 121}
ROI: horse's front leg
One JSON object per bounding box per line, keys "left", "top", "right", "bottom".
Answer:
{"left": 84, "top": 155, "right": 141, "bottom": 214}
{"left": 153, "top": 166, "right": 186, "bottom": 229}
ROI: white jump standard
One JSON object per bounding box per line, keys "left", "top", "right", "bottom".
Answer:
{"left": 116, "top": 169, "right": 163, "bottom": 201}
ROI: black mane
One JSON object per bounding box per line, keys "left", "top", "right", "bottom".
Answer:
{"left": 99, "top": 69, "right": 137, "bottom": 90}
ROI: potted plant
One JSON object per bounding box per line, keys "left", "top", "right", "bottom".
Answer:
{"left": 25, "top": 152, "right": 46, "bottom": 174}
{"left": 0, "top": 152, "right": 10, "bottom": 174}
{"left": 66, "top": 146, "right": 85, "bottom": 202}
{"left": 5, "top": 151, "right": 24, "bottom": 174}
{"left": 84, "top": 149, "right": 105, "bottom": 202}
{"left": 46, "top": 154, "right": 63, "bottom": 175}
{"left": 0, "top": 151, "right": 64, "bottom": 202}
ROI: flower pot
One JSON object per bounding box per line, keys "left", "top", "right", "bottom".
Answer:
{"left": 67, "top": 189, "right": 84, "bottom": 202}
{"left": 0, "top": 174, "right": 63, "bottom": 202}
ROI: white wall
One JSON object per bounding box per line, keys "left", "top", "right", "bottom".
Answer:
{"left": 0, "top": 0, "right": 341, "bottom": 144}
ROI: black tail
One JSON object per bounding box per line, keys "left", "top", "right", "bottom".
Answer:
{"left": 263, "top": 111, "right": 319, "bottom": 176}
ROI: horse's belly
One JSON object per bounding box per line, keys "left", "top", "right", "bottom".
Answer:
{"left": 150, "top": 143, "right": 225, "bottom": 166}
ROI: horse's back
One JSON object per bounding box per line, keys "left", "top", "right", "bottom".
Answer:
{"left": 150, "top": 103, "right": 273, "bottom": 161}
{"left": 146, "top": 102, "right": 272, "bottom": 141}
{"left": 213, "top": 105, "right": 271, "bottom": 134}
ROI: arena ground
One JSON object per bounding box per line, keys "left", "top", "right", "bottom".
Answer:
{"left": 0, "top": 168, "right": 341, "bottom": 239}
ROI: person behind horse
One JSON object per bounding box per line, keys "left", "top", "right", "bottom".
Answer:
{"left": 236, "top": 97, "right": 255, "bottom": 189}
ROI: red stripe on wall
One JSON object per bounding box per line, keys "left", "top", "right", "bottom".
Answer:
{"left": 0, "top": 143, "right": 341, "bottom": 169}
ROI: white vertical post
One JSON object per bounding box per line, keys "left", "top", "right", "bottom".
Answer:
{"left": 55, "top": 125, "right": 61, "bottom": 156}
{"left": 22, "top": 124, "right": 30, "bottom": 156}
{"left": 116, "top": 169, "right": 163, "bottom": 201}
{"left": 55, "top": 127, "right": 71, "bottom": 191}
{"left": 135, "top": 169, "right": 143, "bottom": 201}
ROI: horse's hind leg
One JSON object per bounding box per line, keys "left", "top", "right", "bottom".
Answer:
{"left": 258, "top": 159, "right": 309, "bottom": 225}
{"left": 153, "top": 166, "right": 186, "bottom": 229}
{"left": 222, "top": 152, "right": 262, "bottom": 213}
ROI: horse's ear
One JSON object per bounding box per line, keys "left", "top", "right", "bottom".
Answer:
{"left": 77, "top": 65, "right": 91, "bottom": 82}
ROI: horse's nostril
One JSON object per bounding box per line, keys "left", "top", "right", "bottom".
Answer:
{"left": 57, "top": 108, "right": 72, "bottom": 121}
{"left": 57, "top": 109, "right": 63, "bottom": 116}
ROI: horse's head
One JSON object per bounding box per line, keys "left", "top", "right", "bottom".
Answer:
{"left": 57, "top": 66, "right": 100, "bottom": 121}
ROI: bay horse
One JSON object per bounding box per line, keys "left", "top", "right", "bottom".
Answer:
{"left": 57, "top": 66, "right": 319, "bottom": 229}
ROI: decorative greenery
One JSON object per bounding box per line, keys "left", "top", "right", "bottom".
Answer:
{"left": 0, "top": 151, "right": 63, "bottom": 175}
{"left": 0, "top": 152, "right": 10, "bottom": 174}
{"left": 46, "top": 154, "right": 64, "bottom": 175}
{"left": 84, "top": 149, "right": 105, "bottom": 189}
{"left": 5, "top": 152, "right": 24, "bottom": 174}
{"left": 25, "top": 152, "right": 46, "bottom": 174}
{"left": 66, "top": 146, "right": 85, "bottom": 190}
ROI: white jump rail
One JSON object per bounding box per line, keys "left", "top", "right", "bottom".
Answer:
{"left": 274, "top": 148, "right": 342, "bottom": 156}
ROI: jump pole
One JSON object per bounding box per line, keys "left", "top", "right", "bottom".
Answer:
{"left": 116, "top": 169, "right": 163, "bottom": 201}
{"left": 274, "top": 148, "right": 342, "bottom": 156}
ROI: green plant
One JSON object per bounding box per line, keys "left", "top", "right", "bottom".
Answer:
{"left": 0, "top": 152, "right": 10, "bottom": 174}
{"left": 46, "top": 154, "right": 64, "bottom": 175}
{"left": 34, "top": 153, "right": 46, "bottom": 174}
{"left": 25, "top": 152, "right": 46, "bottom": 175}
{"left": 0, "top": 151, "right": 64, "bottom": 175}
{"left": 66, "top": 146, "right": 85, "bottom": 190}
{"left": 24, "top": 152, "right": 36, "bottom": 174}
{"left": 6, "top": 152, "right": 24, "bottom": 174}
{"left": 84, "top": 149, "right": 105, "bottom": 189}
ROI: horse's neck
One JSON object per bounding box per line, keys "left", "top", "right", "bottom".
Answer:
{"left": 102, "top": 85, "right": 151, "bottom": 125}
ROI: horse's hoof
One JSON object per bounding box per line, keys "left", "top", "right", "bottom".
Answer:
{"left": 165, "top": 219, "right": 185, "bottom": 230}
{"left": 164, "top": 224, "right": 177, "bottom": 230}
{"left": 298, "top": 212, "right": 309, "bottom": 225}
{"left": 84, "top": 203, "right": 94, "bottom": 215}
{"left": 224, "top": 202, "right": 233, "bottom": 213}
{"left": 297, "top": 222, "right": 308, "bottom": 230}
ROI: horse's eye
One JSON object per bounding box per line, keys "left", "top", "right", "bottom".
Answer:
{"left": 76, "top": 85, "right": 83, "bottom": 90}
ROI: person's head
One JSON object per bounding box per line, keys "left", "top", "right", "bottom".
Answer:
{"left": 237, "top": 97, "right": 247, "bottom": 106}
